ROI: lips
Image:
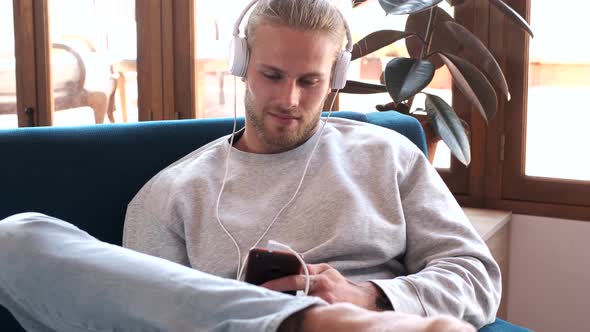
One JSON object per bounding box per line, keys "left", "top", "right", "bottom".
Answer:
{"left": 268, "top": 112, "right": 299, "bottom": 125}
{"left": 269, "top": 111, "right": 298, "bottom": 119}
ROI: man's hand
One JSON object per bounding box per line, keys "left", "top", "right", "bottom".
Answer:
{"left": 260, "top": 263, "right": 390, "bottom": 311}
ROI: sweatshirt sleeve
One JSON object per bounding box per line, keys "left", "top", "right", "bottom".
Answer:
{"left": 371, "top": 151, "right": 501, "bottom": 328}
{"left": 122, "top": 182, "right": 191, "bottom": 267}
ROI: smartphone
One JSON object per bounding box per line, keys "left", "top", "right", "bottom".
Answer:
{"left": 244, "top": 247, "right": 302, "bottom": 295}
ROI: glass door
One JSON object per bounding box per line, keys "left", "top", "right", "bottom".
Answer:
{"left": 48, "top": 0, "right": 138, "bottom": 126}
{"left": 195, "top": 0, "right": 248, "bottom": 119}
{"left": 0, "top": 1, "right": 18, "bottom": 128}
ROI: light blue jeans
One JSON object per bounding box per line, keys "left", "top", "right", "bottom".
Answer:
{"left": 0, "top": 213, "right": 324, "bottom": 332}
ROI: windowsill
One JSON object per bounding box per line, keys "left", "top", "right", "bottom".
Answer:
{"left": 462, "top": 207, "right": 512, "bottom": 319}
{"left": 463, "top": 207, "right": 512, "bottom": 241}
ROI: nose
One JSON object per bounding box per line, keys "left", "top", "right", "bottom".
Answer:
{"left": 276, "top": 79, "right": 300, "bottom": 110}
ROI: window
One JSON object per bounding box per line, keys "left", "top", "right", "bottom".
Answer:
{"left": 194, "top": 0, "right": 248, "bottom": 119}
{"left": 49, "top": 0, "right": 137, "bottom": 126}
{"left": 5, "top": 0, "right": 137, "bottom": 128}
{"left": 525, "top": 2, "right": 590, "bottom": 181}
{"left": 0, "top": 1, "right": 17, "bottom": 128}
{"left": 488, "top": 0, "right": 590, "bottom": 219}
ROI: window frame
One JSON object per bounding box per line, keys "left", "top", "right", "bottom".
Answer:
{"left": 12, "top": 0, "right": 53, "bottom": 127}
{"left": 420, "top": 0, "right": 590, "bottom": 221}
{"left": 10, "top": 0, "right": 588, "bottom": 220}
{"left": 436, "top": 1, "right": 487, "bottom": 199}
{"left": 136, "top": 0, "right": 197, "bottom": 121}
{"left": 480, "top": 0, "right": 590, "bottom": 221}
{"left": 9, "top": 0, "right": 197, "bottom": 127}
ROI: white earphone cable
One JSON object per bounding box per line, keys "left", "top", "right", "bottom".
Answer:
{"left": 215, "top": 77, "right": 242, "bottom": 280}
{"left": 214, "top": 77, "right": 340, "bottom": 282}
{"left": 235, "top": 90, "right": 340, "bottom": 282}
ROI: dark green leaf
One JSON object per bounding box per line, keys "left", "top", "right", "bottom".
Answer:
{"left": 405, "top": 6, "right": 456, "bottom": 69}
{"left": 352, "top": 30, "right": 413, "bottom": 61}
{"left": 439, "top": 21, "right": 510, "bottom": 100}
{"left": 434, "top": 52, "right": 497, "bottom": 122}
{"left": 384, "top": 57, "right": 435, "bottom": 102}
{"left": 378, "top": 0, "right": 443, "bottom": 15}
{"left": 425, "top": 94, "right": 471, "bottom": 165}
{"left": 488, "top": 0, "right": 534, "bottom": 37}
{"left": 339, "top": 80, "right": 388, "bottom": 94}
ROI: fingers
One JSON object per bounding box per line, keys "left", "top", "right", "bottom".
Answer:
{"left": 260, "top": 274, "right": 307, "bottom": 293}
{"left": 260, "top": 263, "right": 334, "bottom": 292}
{"left": 306, "top": 263, "right": 332, "bottom": 275}
{"left": 260, "top": 271, "right": 334, "bottom": 295}
{"left": 259, "top": 263, "right": 346, "bottom": 303}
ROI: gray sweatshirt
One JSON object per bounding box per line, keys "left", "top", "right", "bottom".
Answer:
{"left": 123, "top": 117, "right": 501, "bottom": 328}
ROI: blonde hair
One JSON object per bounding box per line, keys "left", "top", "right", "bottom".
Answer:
{"left": 245, "top": 0, "right": 347, "bottom": 55}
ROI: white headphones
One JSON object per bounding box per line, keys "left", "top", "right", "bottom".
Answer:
{"left": 228, "top": 0, "right": 353, "bottom": 90}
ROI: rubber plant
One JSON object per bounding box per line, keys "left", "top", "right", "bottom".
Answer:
{"left": 342, "top": 0, "right": 533, "bottom": 165}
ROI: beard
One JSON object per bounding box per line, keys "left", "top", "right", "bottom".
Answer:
{"left": 244, "top": 89, "right": 323, "bottom": 152}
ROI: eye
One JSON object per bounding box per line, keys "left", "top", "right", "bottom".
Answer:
{"left": 299, "top": 78, "right": 320, "bottom": 87}
{"left": 262, "top": 72, "right": 281, "bottom": 81}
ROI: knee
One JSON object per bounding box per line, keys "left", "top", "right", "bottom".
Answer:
{"left": 0, "top": 212, "right": 67, "bottom": 254}
{"left": 1, "top": 212, "right": 57, "bottom": 230}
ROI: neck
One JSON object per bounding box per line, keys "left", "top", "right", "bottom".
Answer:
{"left": 233, "top": 125, "right": 319, "bottom": 154}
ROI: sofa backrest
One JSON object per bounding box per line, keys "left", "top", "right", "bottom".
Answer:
{"left": 0, "top": 111, "right": 425, "bottom": 246}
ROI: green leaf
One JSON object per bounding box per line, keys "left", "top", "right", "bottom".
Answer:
{"left": 439, "top": 21, "right": 510, "bottom": 101}
{"left": 488, "top": 0, "right": 534, "bottom": 37}
{"left": 425, "top": 94, "right": 471, "bottom": 165}
{"left": 405, "top": 6, "right": 456, "bottom": 69}
{"left": 352, "top": 30, "right": 414, "bottom": 61}
{"left": 384, "top": 57, "right": 435, "bottom": 102}
{"left": 339, "top": 80, "right": 388, "bottom": 94}
{"left": 378, "top": 0, "right": 443, "bottom": 15}
{"left": 434, "top": 52, "right": 497, "bottom": 122}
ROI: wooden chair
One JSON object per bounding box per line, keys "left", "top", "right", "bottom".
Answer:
{"left": 0, "top": 41, "right": 117, "bottom": 124}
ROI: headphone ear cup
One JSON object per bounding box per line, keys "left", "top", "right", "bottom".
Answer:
{"left": 229, "top": 36, "right": 249, "bottom": 77}
{"left": 330, "top": 51, "right": 351, "bottom": 90}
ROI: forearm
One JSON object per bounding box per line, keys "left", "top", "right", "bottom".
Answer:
{"left": 396, "top": 151, "right": 501, "bottom": 326}
{"left": 372, "top": 256, "right": 501, "bottom": 328}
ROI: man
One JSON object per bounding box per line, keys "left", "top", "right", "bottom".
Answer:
{"left": 124, "top": 0, "right": 499, "bottom": 328}
{"left": 0, "top": 1, "right": 495, "bottom": 331}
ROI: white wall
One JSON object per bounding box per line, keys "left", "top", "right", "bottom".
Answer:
{"left": 507, "top": 214, "right": 590, "bottom": 332}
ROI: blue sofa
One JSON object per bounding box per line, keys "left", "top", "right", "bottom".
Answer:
{"left": 0, "top": 111, "right": 528, "bottom": 331}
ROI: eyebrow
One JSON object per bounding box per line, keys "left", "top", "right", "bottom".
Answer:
{"left": 257, "top": 64, "right": 327, "bottom": 78}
